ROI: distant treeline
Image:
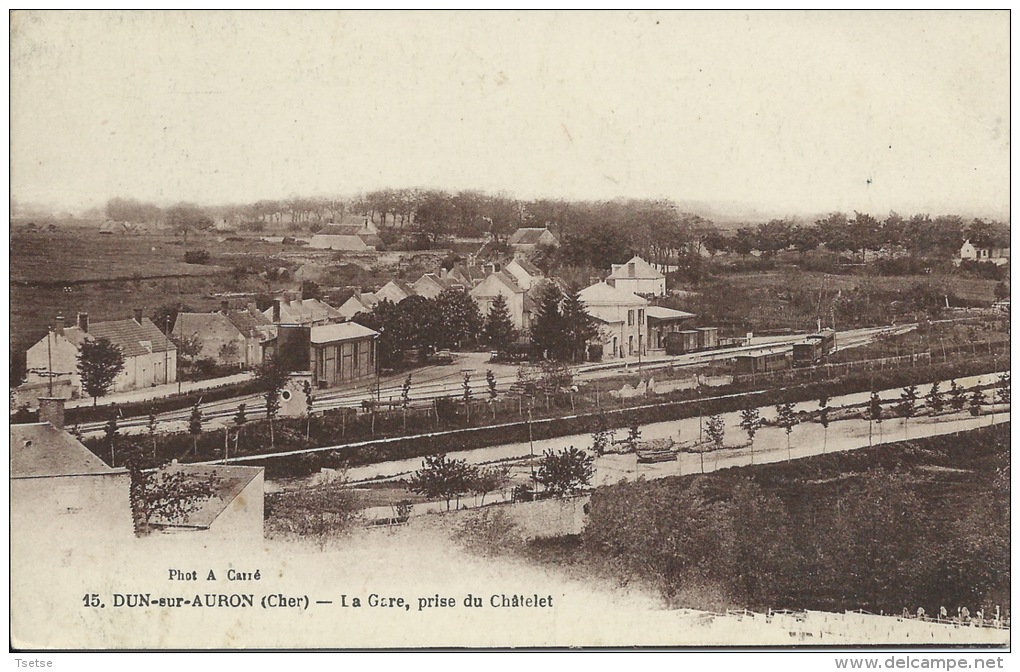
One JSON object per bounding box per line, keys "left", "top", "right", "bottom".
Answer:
{"left": 70, "top": 193, "right": 1009, "bottom": 273}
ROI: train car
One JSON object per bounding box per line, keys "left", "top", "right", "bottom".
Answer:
{"left": 695, "top": 327, "right": 719, "bottom": 350}
{"left": 792, "top": 340, "right": 823, "bottom": 367}
{"left": 810, "top": 329, "right": 836, "bottom": 356}
{"left": 734, "top": 351, "right": 791, "bottom": 376}
{"left": 664, "top": 330, "right": 700, "bottom": 356}
{"left": 793, "top": 329, "right": 836, "bottom": 367}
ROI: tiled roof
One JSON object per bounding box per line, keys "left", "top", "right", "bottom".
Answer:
{"left": 509, "top": 228, "right": 554, "bottom": 245}
{"left": 513, "top": 257, "right": 543, "bottom": 276}
{"left": 264, "top": 298, "right": 343, "bottom": 325}
{"left": 225, "top": 308, "right": 272, "bottom": 337}
{"left": 89, "top": 318, "right": 177, "bottom": 357}
{"left": 494, "top": 270, "right": 524, "bottom": 292}
{"left": 11, "top": 423, "right": 115, "bottom": 477}
{"left": 450, "top": 264, "right": 488, "bottom": 283}
{"left": 176, "top": 312, "right": 236, "bottom": 341}
{"left": 148, "top": 464, "right": 262, "bottom": 529}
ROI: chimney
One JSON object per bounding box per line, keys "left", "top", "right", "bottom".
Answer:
{"left": 77, "top": 312, "right": 89, "bottom": 333}
{"left": 39, "top": 397, "right": 65, "bottom": 431}
{"left": 272, "top": 299, "right": 282, "bottom": 323}
{"left": 54, "top": 315, "right": 65, "bottom": 337}
{"left": 133, "top": 308, "right": 143, "bottom": 325}
{"left": 221, "top": 300, "right": 230, "bottom": 314}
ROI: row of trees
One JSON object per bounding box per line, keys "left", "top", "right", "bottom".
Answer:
{"left": 711, "top": 213, "right": 1009, "bottom": 263}
{"left": 352, "top": 283, "right": 601, "bottom": 368}
{"left": 407, "top": 447, "right": 595, "bottom": 511}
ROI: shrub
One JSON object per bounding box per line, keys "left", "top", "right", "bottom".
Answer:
{"left": 184, "top": 249, "right": 211, "bottom": 264}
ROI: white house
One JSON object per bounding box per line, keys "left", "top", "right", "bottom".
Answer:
{"left": 337, "top": 292, "right": 379, "bottom": 319}
{"left": 374, "top": 279, "right": 416, "bottom": 304}
{"left": 607, "top": 256, "right": 666, "bottom": 296}
{"left": 960, "top": 239, "right": 1010, "bottom": 266}
{"left": 505, "top": 257, "right": 544, "bottom": 291}
{"left": 578, "top": 281, "right": 649, "bottom": 359}
{"left": 25, "top": 311, "right": 178, "bottom": 397}
{"left": 470, "top": 270, "right": 536, "bottom": 338}
{"left": 12, "top": 399, "right": 133, "bottom": 543}
{"left": 412, "top": 273, "right": 466, "bottom": 299}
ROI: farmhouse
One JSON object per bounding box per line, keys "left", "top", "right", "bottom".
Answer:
{"left": 308, "top": 216, "right": 383, "bottom": 251}
{"left": 174, "top": 304, "right": 274, "bottom": 369}
{"left": 578, "top": 281, "right": 649, "bottom": 359}
{"left": 960, "top": 239, "right": 1010, "bottom": 266}
{"left": 25, "top": 310, "right": 178, "bottom": 397}
{"left": 607, "top": 256, "right": 666, "bottom": 297}
{"left": 508, "top": 227, "right": 558, "bottom": 256}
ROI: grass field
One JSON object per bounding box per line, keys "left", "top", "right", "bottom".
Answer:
{"left": 670, "top": 268, "right": 1000, "bottom": 334}
{"left": 9, "top": 227, "right": 446, "bottom": 356}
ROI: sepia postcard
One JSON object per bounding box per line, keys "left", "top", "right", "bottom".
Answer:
{"left": 8, "top": 10, "right": 1011, "bottom": 656}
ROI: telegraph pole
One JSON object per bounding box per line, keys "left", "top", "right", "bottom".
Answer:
{"left": 46, "top": 324, "right": 53, "bottom": 397}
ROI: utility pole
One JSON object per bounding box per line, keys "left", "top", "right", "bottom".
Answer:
{"left": 177, "top": 309, "right": 183, "bottom": 394}
{"left": 164, "top": 316, "right": 170, "bottom": 385}
{"left": 528, "top": 404, "right": 536, "bottom": 495}
{"left": 46, "top": 324, "right": 53, "bottom": 397}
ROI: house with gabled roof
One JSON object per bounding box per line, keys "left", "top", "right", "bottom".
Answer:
{"left": 505, "top": 257, "right": 544, "bottom": 290}
{"left": 578, "top": 281, "right": 649, "bottom": 359}
{"left": 11, "top": 400, "right": 133, "bottom": 544}
{"left": 337, "top": 291, "right": 380, "bottom": 320}
{"left": 412, "top": 273, "right": 466, "bottom": 299}
{"left": 444, "top": 262, "right": 494, "bottom": 288}
{"left": 263, "top": 296, "right": 344, "bottom": 326}
{"left": 960, "top": 239, "right": 1010, "bottom": 266}
{"left": 374, "top": 279, "right": 416, "bottom": 304}
{"left": 25, "top": 310, "right": 177, "bottom": 397}
{"left": 308, "top": 215, "right": 382, "bottom": 251}
{"left": 174, "top": 304, "right": 274, "bottom": 369}
{"left": 607, "top": 256, "right": 666, "bottom": 296}
{"left": 470, "top": 270, "right": 536, "bottom": 339}
{"left": 508, "top": 227, "right": 558, "bottom": 257}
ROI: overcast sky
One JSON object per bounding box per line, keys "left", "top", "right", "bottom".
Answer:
{"left": 10, "top": 10, "right": 1010, "bottom": 218}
